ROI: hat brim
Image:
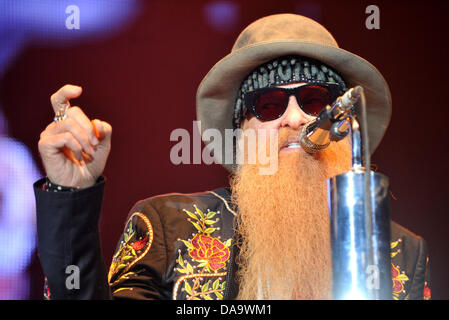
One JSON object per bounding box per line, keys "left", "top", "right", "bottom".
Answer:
{"left": 196, "top": 40, "right": 392, "bottom": 172}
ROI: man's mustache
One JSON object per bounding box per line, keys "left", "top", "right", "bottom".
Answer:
{"left": 277, "top": 126, "right": 303, "bottom": 151}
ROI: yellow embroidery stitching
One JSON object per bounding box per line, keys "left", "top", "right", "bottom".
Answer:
{"left": 108, "top": 212, "right": 154, "bottom": 285}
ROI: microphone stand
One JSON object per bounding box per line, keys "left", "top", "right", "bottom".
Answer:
{"left": 327, "top": 111, "right": 392, "bottom": 299}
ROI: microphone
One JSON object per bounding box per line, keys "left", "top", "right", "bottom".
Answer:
{"left": 299, "top": 86, "right": 362, "bottom": 154}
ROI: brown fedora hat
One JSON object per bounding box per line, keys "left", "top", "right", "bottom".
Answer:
{"left": 196, "top": 13, "right": 391, "bottom": 172}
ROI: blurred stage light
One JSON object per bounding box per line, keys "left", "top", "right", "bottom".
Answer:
{"left": 203, "top": 1, "right": 240, "bottom": 34}
{"left": 0, "top": 134, "right": 41, "bottom": 299}
{"left": 0, "top": 0, "right": 142, "bottom": 299}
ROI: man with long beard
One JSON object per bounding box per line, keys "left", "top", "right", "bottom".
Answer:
{"left": 34, "top": 14, "right": 430, "bottom": 300}
{"left": 233, "top": 126, "right": 352, "bottom": 299}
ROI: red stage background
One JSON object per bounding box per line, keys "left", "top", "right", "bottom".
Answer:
{"left": 0, "top": 0, "right": 448, "bottom": 299}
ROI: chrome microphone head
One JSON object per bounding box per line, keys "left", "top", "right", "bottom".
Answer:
{"left": 299, "top": 121, "right": 330, "bottom": 153}
{"left": 298, "top": 86, "right": 361, "bottom": 154}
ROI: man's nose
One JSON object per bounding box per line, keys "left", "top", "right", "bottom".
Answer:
{"left": 279, "top": 95, "right": 314, "bottom": 130}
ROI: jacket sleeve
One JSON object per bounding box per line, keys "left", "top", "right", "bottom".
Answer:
{"left": 406, "top": 238, "right": 431, "bottom": 300}
{"left": 34, "top": 177, "right": 112, "bottom": 299}
{"left": 35, "top": 176, "right": 180, "bottom": 300}
{"left": 106, "top": 199, "right": 173, "bottom": 300}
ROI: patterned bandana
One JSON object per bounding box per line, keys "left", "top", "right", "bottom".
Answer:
{"left": 233, "top": 55, "right": 348, "bottom": 129}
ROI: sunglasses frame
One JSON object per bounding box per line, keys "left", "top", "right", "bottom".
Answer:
{"left": 244, "top": 82, "right": 344, "bottom": 121}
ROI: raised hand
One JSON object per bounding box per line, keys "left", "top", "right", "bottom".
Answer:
{"left": 38, "top": 84, "right": 112, "bottom": 188}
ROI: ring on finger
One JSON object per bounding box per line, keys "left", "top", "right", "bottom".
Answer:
{"left": 53, "top": 104, "right": 69, "bottom": 123}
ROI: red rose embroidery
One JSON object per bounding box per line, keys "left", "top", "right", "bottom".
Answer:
{"left": 44, "top": 279, "right": 51, "bottom": 300}
{"left": 391, "top": 263, "right": 409, "bottom": 299}
{"left": 391, "top": 264, "right": 403, "bottom": 293}
{"left": 188, "top": 234, "right": 230, "bottom": 271}
{"left": 132, "top": 234, "right": 149, "bottom": 251}
{"left": 423, "top": 285, "right": 431, "bottom": 300}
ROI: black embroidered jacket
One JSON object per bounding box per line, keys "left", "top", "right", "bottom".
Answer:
{"left": 34, "top": 177, "right": 431, "bottom": 300}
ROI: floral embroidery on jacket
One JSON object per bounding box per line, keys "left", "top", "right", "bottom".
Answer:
{"left": 188, "top": 234, "right": 231, "bottom": 271}
{"left": 43, "top": 277, "right": 51, "bottom": 300}
{"left": 108, "top": 212, "right": 153, "bottom": 285}
{"left": 423, "top": 283, "right": 431, "bottom": 300}
{"left": 391, "top": 238, "right": 410, "bottom": 300}
{"left": 390, "top": 239, "right": 401, "bottom": 258}
{"left": 391, "top": 263, "right": 409, "bottom": 300}
{"left": 173, "top": 205, "right": 232, "bottom": 300}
